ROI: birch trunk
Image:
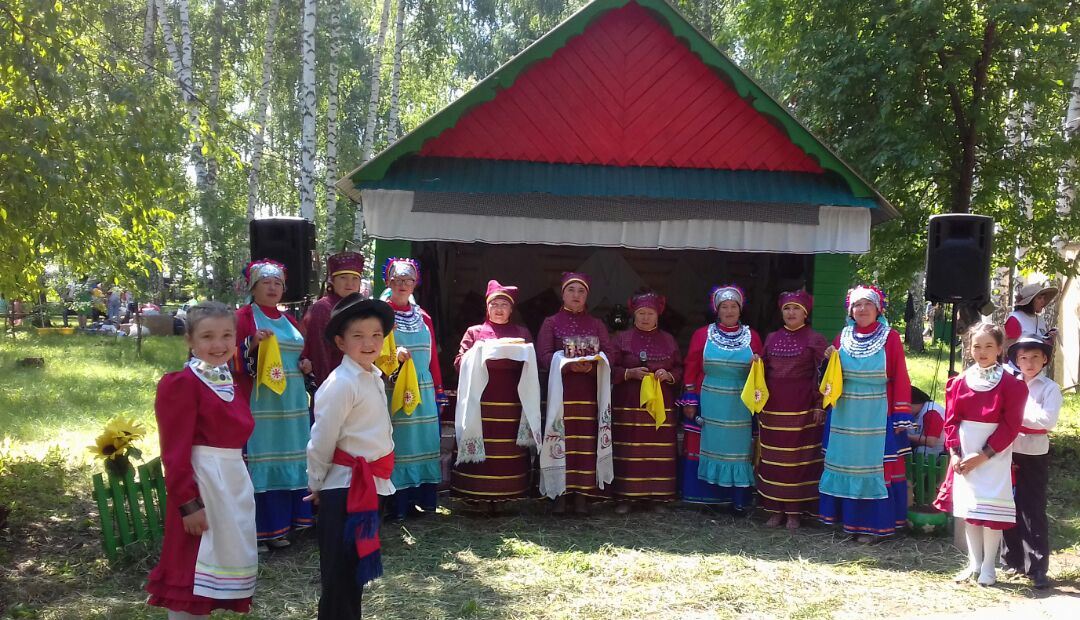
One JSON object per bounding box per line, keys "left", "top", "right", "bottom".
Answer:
{"left": 325, "top": 7, "right": 342, "bottom": 245}
{"left": 353, "top": 0, "right": 393, "bottom": 243}
{"left": 157, "top": 0, "right": 208, "bottom": 191}
{"left": 206, "top": 0, "right": 224, "bottom": 191}
{"left": 142, "top": 0, "right": 156, "bottom": 75}
{"left": 247, "top": 0, "right": 281, "bottom": 223}
{"left": 1057, "top": 58, "right": 1080, "bottom": 217}
{"left": 904, "top": 270, "right": 926, "bottom": 353}
{"left": 386, "top": 0, "right": 406, "bottom": 142}
{"left": 299, "top": 0, "right": 318, "bottom": 222}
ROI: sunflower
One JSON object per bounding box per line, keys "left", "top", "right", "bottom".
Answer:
{"left": 89, "top": 432, "right": 124, "bottom": 460}
{"left": 104, "top": 417, "right": 146, "bottom": 442}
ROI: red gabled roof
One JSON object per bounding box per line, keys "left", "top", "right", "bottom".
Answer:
{"left": 419, "top": 2, "right": 823, "bottom": 173}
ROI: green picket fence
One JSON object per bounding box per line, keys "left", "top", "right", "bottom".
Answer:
{"left": 905, "top": 451, "right": 951, "bottom": 534}
{"left": 92, "top": 457, "right": 167, "bottom": 560}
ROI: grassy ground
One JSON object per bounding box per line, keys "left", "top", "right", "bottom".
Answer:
{"left": 0, "top": 333, "right": 1077, "bottom": 619}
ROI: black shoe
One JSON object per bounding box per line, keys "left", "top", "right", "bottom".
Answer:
{"left": 1032, "top": 574, "right": 1051, "bottom": 590}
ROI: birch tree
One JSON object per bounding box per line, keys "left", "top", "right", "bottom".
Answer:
{"left": 299, "top": 0, "right": 318, "bottom": 222}
{"left": 247, "top": 0, "right": 281, "bottom": 222}
{"left": 386, "top": 0, "right": 406, "bottom": 142}
{"left": 353, "top": 0, "right": 393, "bottom": 243}
{"left": 325, "top": 5, "right": 342, "bottom": 244}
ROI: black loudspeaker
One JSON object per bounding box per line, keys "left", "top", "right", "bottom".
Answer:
{"left": 249, "top": 217, "right": 317, "bottom": 303}
{"left": 925, "top": 214, "right": 994, "bottom": 304}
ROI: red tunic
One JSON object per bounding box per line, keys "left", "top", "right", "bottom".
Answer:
{"left": 300, "top": 292, "right": 343, "bottom": 387}
{"left": 232, "top": 303, "right": 304, "bottom": 401}
{"left": 451, "top": 321, "right": 534, "bottom": 501}
{"left": 609, "top": 327, "right": 682, "bottom": 500}
{"left": 146, "top": 369, "right": 255, "bottom": 614}
{"left": 934, "top": 370, "right": 1028, "bottom": 528}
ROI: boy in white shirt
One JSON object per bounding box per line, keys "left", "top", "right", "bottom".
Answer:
{"left": 1001, "top": 335, "right": 1062, "bottom": 590}
{"left": 306, "top": 294, "right": 396, "bottom": 619}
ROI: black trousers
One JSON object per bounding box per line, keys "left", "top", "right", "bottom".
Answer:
{"left": 318, "top": 487, "right": 363, "bottom": 620}
{"left": 1001, "top": 452, "right": 1050, "bottom": 579}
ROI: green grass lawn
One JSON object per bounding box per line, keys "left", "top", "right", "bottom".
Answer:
{"left": 0, "top": 333, "right": 1077, "bottom": 619}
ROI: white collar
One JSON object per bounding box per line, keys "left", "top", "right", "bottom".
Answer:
{"left": 340, "top": 354, "right": 382, "bottom": 379}
{"left": 964, "top": 363, "right": 1003, "bottom": 392}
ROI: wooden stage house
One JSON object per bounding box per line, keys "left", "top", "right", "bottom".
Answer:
{"left": 336, "top": 0, "right": 898, "bottom": 381}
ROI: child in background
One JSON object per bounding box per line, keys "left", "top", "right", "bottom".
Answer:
{"left": 908, "top": 387, "right": 945, "bottom": 456}
{"left": 934, "top": 323, "right": 1027, "bottom": 587}
{"left": 147, "top": 302, "right": 257, "bottom": 619}
{"left": 1002, "top": 335, "right": 1062, "bottom": 589}
{"left": 306, "top": 294, "right": 397, "bottom": 619}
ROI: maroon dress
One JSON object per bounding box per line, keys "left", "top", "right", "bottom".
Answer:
{"left": 536, "top": 308, "right": 613, "bottom": 499}
{"left": 451, "top": 321, "right": 534, "bottom": 501}
{"left": 610, "top": 327, "right": 682, "bottom": 501}
{"left": 146, "top": 369, "right": 255, "bottom": 614}
{"left": 757, "top": 325, "right": 829, "bottom": 516}
{"left": 300, "top": 292, "right": 343, "bottom": 387}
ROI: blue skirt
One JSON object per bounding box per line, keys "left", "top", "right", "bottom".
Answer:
{"left": 255, "top": 489, "right": 314, "bottom": 541}
{"left": 818, "top": 479, "right": 907, "bottom": 536}
{"left": 387, "top": 482, "right": 438, "bottom": 519}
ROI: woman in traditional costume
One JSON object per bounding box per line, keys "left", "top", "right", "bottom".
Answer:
{"left": 681, "top": 285, "right": 762, "bottom": 512}
{"left": 148, "top": 302, "right": 257, "bottom": 617}
{"left": 818, "top": 285, "right": 911, "bottom": 542}
{"left": 451, "top": 280, "right": 542, "bottom": 514}
{"left": 933, "top": 323, "right": 1027, "bottom": 586}
{"left": 301, "top": 251, "right": 365, "bottom": 388}
{"left": 234, "top": 259, "right": 314, "bottom": 550}
{"left": 757, "top": 290, "right": 830, "bottom": 530}
{"left": 383, "top": 258, "right": 448, "bottom": 520}
{"left": 536, "top": 272, "right": 613, "bottom": 515}
{"left": 610, "top": 289, "right": 681, "bottom": 514}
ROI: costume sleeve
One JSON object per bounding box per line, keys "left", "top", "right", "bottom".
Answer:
{"left": 536, "top": 317, "right": 556, "bottom": 372}
{"left": 986, "top": 377, "right": 1028, "bottom": 454}
{"left": 420, "top": 311, "right": 447, "bottom": 404}
{"left": 1023, "top": 380, "right": 1063, "bottom": 432}
{"left": 810, "top": 330, "right": 830, "bottom": 364}
{"left": 155, "top": 373, "right": 200, "bottom": 507}
{"left": 610, "top": 331, "right": 631, "bottom": 385}
{"left": 1004, "top": 316, "right": 1022, "bottom": 340}
{"left": 885, "top": 329, "right": 913, "bottom": 429}
{"left": 454, "top": 326, "right": 478, "bottom": 373}
{"left": 232, "top": 304, "right": 258, "bottom": 378}
{"left": 942, "top": 377, "right": 961, "bottom": 452}
{"left": 681, "top": 327, "right": 708, "bottom": 402}
{"left": 308, "top": 375, "right": 353, "bottom": 492}
{"left": 596, "top": 318, "right": 613, "bottom": 360}
{"left": 749, "top": 329, "right": 763, "bottom": 356}
{"left": 923, "top": 407, "right": 945, "bottom": 439}
{"left": 668, "top": 332, "right": 684, "bottom": 386}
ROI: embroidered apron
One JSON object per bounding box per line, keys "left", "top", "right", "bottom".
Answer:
{"left": 247, "top": 305, "right": 310, "bottom": 492}
{"left": 192, "top": 446, "right": 258, "bottom": 599}
{"left": 819, "top": 345, "right": 888, "bottom": 500}
{"left": 388, "top": 313, "right": 442, "bottom": 489}
{"left": 697, "top": 326, "right": 754, "bottom": 488}
{"left": 952, "top": 420, "right": 1016, "bottom": 523}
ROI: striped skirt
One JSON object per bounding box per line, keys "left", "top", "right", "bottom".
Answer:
{"left": 612, "top": 380, "right": 677, "bottom": 501}
{"left": 451, "top": 365, "right": 531, "bottom": 501}
{"left": 756, "top": 408, "right": 824, "bottom": 516}
{"left": 562, "top": 370, "right": 611, "bottom": 499}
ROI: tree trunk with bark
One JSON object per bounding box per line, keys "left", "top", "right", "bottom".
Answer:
{"left": 353, "top": 0, "right": 393, "bottom": 244}
{"left": 386, "top": 0, "right": 406, "bottom": 143}
{"left": 247, "top": 0, "right": 281, "bottom": 223}
{"left": 299, "top": 0, "right": 318, "bottom": 222}
{"left": 325, "top": 6, "right": 342, "bottom": 246}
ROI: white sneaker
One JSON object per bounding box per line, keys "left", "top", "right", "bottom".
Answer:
{"left": 257, "top": 543, "right": 269, "bottom": 554}
{"left": 267, "top": 537, "right": 291, "bottom": 549}
{"left": 977, "top": 567, "right": 997, "bottom": 587}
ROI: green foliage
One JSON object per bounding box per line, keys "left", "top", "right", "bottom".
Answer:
{"left": 0, "top": 0, "right": 185, "bottom": 297}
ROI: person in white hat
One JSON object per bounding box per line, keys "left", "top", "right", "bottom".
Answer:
{"left": 1004, "top": 283, "right": 1059, "bottom": 351}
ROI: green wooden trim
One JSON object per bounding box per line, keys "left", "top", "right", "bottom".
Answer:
{"left": 811, "top": 253, "right": 852, "bottom": 340}
{"left": 92, "top": 474, "right": 118, "bottom": 561}
{"left": 342, "top": 0, "right": 889, "bottom": 212}
{"left": 93, "top": 457, "right": 167, "bottom": 560}
{"left": 137, "top": 459, "right": 164, "bottom": 543}
{"left": 373, "top": 239, "right": 413, "bottom": 298}
{"left": 906, "top": 452, "right": 949, "bottom": 508}
{"left": 106, "top": 469, "right": 134, "bottom": 547}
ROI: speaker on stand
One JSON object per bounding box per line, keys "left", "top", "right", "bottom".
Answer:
{"left": 924, "top": 213, "right": 994, "bottom": 376}
{"left": 249, "top": 217, "right": 317, "bottom": 305}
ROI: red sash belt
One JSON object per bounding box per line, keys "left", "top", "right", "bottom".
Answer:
{"left": 1019, "top": 426, "right": 1048, "bottom": 435}
{"left": 331, "top": 449, "right": 394, "bottom": 586}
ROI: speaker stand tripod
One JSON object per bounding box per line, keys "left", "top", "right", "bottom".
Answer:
{"left": 947, "top": 302, "right": 960, "bottom": 378}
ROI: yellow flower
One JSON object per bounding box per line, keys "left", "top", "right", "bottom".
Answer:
{"left": 89, "top": 432, "right": 126, "bottom": 460}
{"left": 104, "top": 417, "right": 146, "bottom": 442}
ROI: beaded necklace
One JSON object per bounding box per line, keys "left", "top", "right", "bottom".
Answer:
{"left": 186, "top": 357, "right": 235, "bottom": 402}
{"left": 393, "top": 303, "right": 424, "bottom": 333}
{"left": 839, "top": 321, "right": 889, "bottom": 358}
{"left": 708, "top": 323, "right": 751, "bottom": 351}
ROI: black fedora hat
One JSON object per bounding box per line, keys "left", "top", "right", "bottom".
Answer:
{"left": 1007, "top": 334, "right": 1053, "bottom": 366}
{"left": 324, "top": 293, "right": 394, "bottom": 342}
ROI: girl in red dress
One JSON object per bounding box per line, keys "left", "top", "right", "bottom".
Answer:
{"left": 934, "top": 323, "right": 1027, "bottom": 587}
{"left": 147, "top": 302, "right": 258, "bottom": 618}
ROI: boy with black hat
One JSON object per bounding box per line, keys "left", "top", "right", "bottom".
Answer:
{"left": 1001, "top": 335, "right": 1062, "bottom": 589}
{"left": 306, "top": 293, "right": 396, "bottom": 618}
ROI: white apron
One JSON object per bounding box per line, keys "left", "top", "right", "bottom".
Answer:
{"left": 951, "top": 421, "right": 1015, "bottom": 524}
{"left": 191, "top": 446, "right": 258, "bottom": 599}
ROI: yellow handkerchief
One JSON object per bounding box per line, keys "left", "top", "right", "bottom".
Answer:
{"left": 740, "top": 358, "right": 769, "bottom": 414}
{"left": 256, "top": 334, "right": 287, "bottom": 396}
{"left": 819, "top": 349, "right": 843, "bottom": 409}
{"left": 375, "top": 332, "right": 400, "bottom": 376}
{"left": 639, "top": 374, "right": 667, "bottom": 429}
{"left": 391, "top": 357, "right": 422, "bottom": 416}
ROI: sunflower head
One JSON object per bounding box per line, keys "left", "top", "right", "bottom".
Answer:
{"left": 104, "top": 417, "right": 146, "bottom": 442}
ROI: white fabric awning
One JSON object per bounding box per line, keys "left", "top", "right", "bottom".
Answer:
{"left": 360, "top": 189, "right": 871, "bottom": 254}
